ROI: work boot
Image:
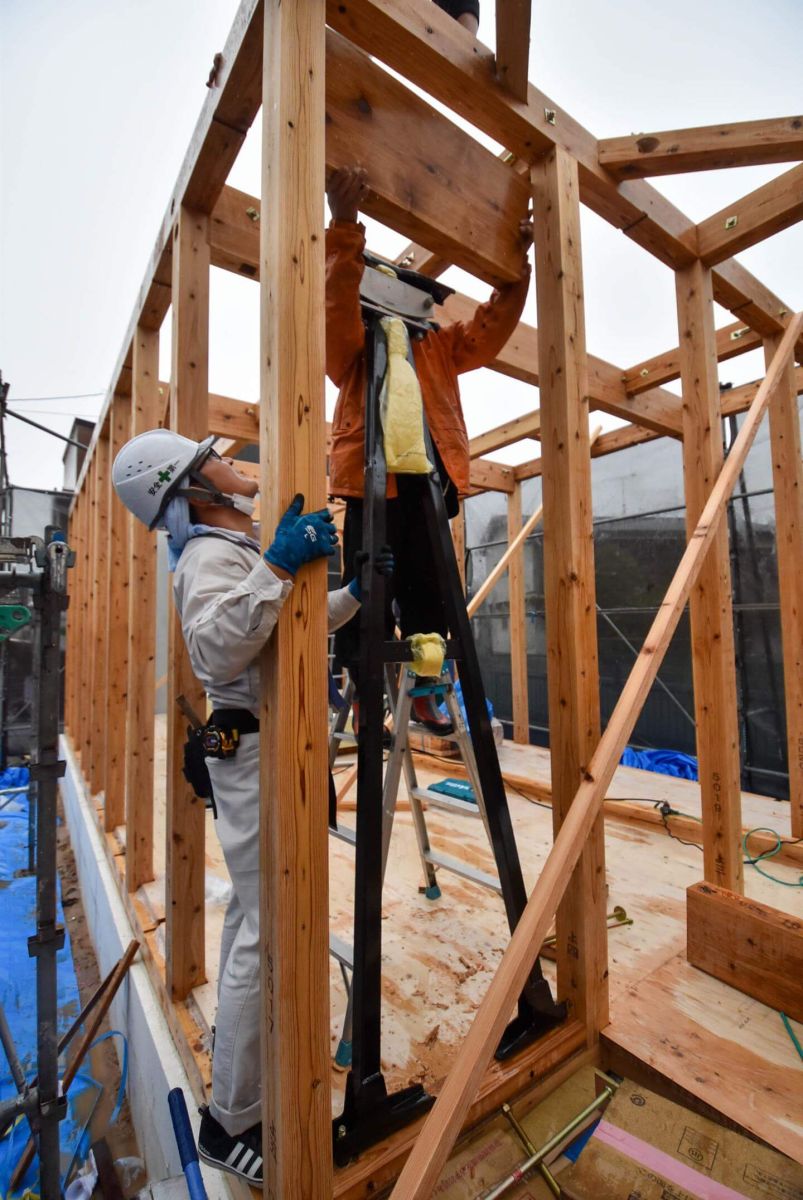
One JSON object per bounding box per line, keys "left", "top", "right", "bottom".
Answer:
{"left": 198, "top": 1106, "right": 263, "bottom": 1184}
{"left": 411, "top": 681, "right": 454, "bottom": 736}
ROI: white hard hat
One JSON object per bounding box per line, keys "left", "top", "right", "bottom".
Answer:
{"left": 112, "top": 429, "right": 216, "bottom": 529}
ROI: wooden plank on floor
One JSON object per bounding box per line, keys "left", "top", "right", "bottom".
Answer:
{"left": 765, "top": 335, "right": 803, "bottom": 837}
{"left": 165, "top": 205, "right": 209, "bottom": 1001}
{"left": 533, "top": 146, "right": 608, "bottom": 1038}
{"left": 125, "top": 327, "right": 160, "bottom": 892}
{"left": 676, "top": 261, "right": 743, "bottom": 893}
{"left": 260, "top": 1, "right": 333, "bottom": 1195}
{"left": 507, "top": 484, "right": 529, "bottom": 744}
{"left": 687, "top": 882, "right": 803, "bottom": 1023}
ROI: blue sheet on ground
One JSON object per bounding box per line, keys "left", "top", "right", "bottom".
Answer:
{"left": 619, "top": 747, "right": 699, "bottom": 781}
{"left": 0, "top": 767, "right": 98, "bottom": 1198}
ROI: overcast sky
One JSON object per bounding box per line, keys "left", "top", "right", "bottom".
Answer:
{"left": 2, "top": 0, "right": 801, "bottom": 493}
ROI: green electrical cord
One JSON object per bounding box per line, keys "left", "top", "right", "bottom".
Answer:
{"left": 780, "top": 1013, "right": 803, "bottom": 1063}
{"left": 743, "top": 827, "right": 803, "bottom": 888}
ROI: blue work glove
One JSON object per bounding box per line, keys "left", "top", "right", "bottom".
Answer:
{"left": 264, "top": 494, "right": 338, "bottom": 576}
{"left": 348, "top": 546, "right": 394, "bottom": 599}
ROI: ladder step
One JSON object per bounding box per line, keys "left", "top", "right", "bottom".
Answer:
{"left": 330, "top": 933, "right": 353, "bottom": 970}
{"left": 410, "top": 787, "right": 482, "bottom": 818}
{"left": 422, "top": 850, "right": 502, "bottom": 896}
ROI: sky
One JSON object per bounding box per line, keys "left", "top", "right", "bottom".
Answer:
{"left": 1, "top": 0, "right": 801, "bottom": 493}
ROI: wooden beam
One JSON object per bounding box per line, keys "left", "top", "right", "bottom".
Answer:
{"left": 765, "top": 335, "right": 803, "bottom": 837}
{"left": 165, "top": 206, "right": 209, "bottom": 1001}
{"left": 687, "top": 883, "right": 803, "bottom": 1023}
{"left": 697, "top": 163, "right": 803, "bottom": 266}
{"left": 451, "top": 503, "right": 466, "bottom": 593}
{"left": 125, "top": 326, "right": 160, "bottom": 893}
{"left": 506, "top": 483, "right": 529, "bottom": 743}
{"left": 533, "top": 147, "right": 607, "bottom": 1039}
{"left": 623, "top": 320, "right": 763, "bottom": 397}
{"left": 325, "top": 29, "right": 530, "bottom": 285}
{"left": 468, "top": 457, "right": 515, "bottom": 494}
{"left": 326, "top": 0, "right": 797, "bottom": 338}
{"left": 260, "top": 2, "right": 332, "bottom": 1195}
{"left": 208, "top": 391, "right": 259, "bottom": 442}
{"left": 599, "top": 116, "right": 803, "bottom": 179}
{"left": 469, "top": 410, "right": 540, "bottom": 459}
{"left": 388, "top": 312, "right": 802, "bottom": 1200}
{"left": 676, "top": 261, "right": 743, "bottom": 893}
{"left": 104, "top": 393, "right": 131, "bottom": 831}
{"left": 495, "top": 0, "right": 531, "bottom": 103}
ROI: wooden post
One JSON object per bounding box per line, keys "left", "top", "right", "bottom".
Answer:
{"left": 260, "top": 2, "right": 332, "bottom": 1196}
{"left": 104, "top": 391, "right": 132, "bottom": 831}
{"left": 125, "top": 326, "right": 160, "bottom": 892}
{"left": 388, "top": 313, "right": 802, "bottom": 1200}
{"left": 507, "top": 483, "right": 529, "bottom": 744}
{"left": 165, "top": 205, "right": 209, "bottom": 1000}
{"left": 676, "top": 261, "right": 743, "bottom": 892}
{"left": 451, "top": 502, "right": 466, "bottom": 593}
{"left": 64, "top": 494, "right": 80, "bottom": 740}
{"left": 81, "top": 453, "right": 97, "bottom": 772}
{"left": 89, "top": 426, "right": 110, "bottom": 796}
{"left": 532, "top": 146, "right": 608, "bottom": 1038}
{"left": 764, "top": 334, "right": 803, "bottom": 836}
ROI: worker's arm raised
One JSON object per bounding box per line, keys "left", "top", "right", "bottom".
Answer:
{"left": 326, "top": 168, "right": 369, "bottom": 386}
{"left": 448, "top": 218, "right": 532, "bottom": 374}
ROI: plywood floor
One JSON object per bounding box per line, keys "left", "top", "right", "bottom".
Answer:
{"left": 139, "top": 717, "right": 803, "bottom": 1162}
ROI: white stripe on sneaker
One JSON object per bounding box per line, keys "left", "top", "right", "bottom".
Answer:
{"left": 246, "top": 1156, "right": 263, "bottom": 1179}
{"left": 238, "top": 1150, "right": 255, "bottom": 1174}
{"left": 224, "top": 1144, "right": 245, "bottom": 1168}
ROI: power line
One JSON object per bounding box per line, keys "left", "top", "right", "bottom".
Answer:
{"left": 7, "top": 392, "right": 104, "bottom": 403}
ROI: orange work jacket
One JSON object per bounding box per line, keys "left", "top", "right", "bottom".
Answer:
{"left": 326, "top": 221, "right": 530, "bottom": 500}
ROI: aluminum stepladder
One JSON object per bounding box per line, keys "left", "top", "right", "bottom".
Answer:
{"left": 331, "top": 259, "right": 565, "bottom": 1167}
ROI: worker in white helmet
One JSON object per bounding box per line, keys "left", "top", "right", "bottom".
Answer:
{"left": 112, "top": 428, "right": 386, "bottom": 1183}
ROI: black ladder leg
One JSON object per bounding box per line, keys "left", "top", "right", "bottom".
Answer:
{"left": 333, "top": 315, "right": 434, "bottom": 1166}
{"left": 411, "top": 466, "right": 566, "bottom": 1057}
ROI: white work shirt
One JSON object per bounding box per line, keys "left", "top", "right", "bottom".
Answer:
{"left": 172, "top": 533, "right": 359, "bottom": 716}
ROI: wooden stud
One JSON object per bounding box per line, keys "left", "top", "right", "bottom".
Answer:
{"left": 623, "top": 319, "right": 763, "bottom": 397}
{"left": 80, "top": 456, "right": 97, "bottom": 766}
{"left": 165, "top": 205, "right": 209, "bottom": 1000}
{"left": 451, "top": 503, "right": 466, "bottom": 594}
{"left": 388, "top": 312, "right": 802, "bottom": 1200}
{"left": 764, "top": 334, "right": 803, "bottom": 837}
{"left": 676, "top": 260, "right": 743, "bottom": 893}
{"left": 125, "top": 327, "right": 160, "bottom": 892}
{"left": 470, "top": 411, "right": 541, "bottom": 459}
{"left": 698, "top": 164, "right": 803, "bottom": 266}
{"left": 532, "top": 147, "right": 607, "bottom": 1037}
{"left": 469, "top": 457, "right": 515, "bottom": 494}
{"left": 599, "top": 116, "right": 803, "bottom": 179}
{"left": 687, "top": 882, "right": 803, "bottom": 1023}
{"left": 260, "top": 2, "right": 332, "bottom": 1196}
{"left": 104, "top": 392, "right": 131, "bottom": 831}
{"left": 506, "top": 483, "right": 529, "bottom": 744}
{"left": 89, "top": 427, "right": 111, "bottom": 795}
{"left": 495, "top": 0, "right": 532, "bottom": 103}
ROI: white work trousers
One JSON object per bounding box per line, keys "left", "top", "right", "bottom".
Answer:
{"left": 205, "top": 733, "right": 262, "bottom": 1136}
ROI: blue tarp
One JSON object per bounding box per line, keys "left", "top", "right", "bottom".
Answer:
{"left": 619, "top": 747, "right": 699, "bottom": 781}
{"left": 0, "top": 767, "right": 98, "bottom": 1198}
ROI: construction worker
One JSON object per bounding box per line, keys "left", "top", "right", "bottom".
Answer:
{"left": 433, "top": 0, "right": 479, "bottom": 34}
{"left": 326, "top": 165, "right": 531, "bottom": 733}
{"left": 112, "top": 430, "right": 359, "bottom": 1184}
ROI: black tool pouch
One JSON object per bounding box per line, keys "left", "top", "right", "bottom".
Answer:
{"left": 182, "top": 725, "right": 218, "bottom": 818}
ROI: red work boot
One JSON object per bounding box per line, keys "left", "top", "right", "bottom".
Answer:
{"left": 411, "top": 682, "right": 454, "bottom": 737}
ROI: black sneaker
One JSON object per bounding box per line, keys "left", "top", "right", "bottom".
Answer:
{"left": 198, "top": 1105, "right": 263, "bottom": 1184}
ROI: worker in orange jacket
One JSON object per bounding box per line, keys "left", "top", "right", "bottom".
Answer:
{"left": 326, "top": 166, "right": 531, "bottom": 732}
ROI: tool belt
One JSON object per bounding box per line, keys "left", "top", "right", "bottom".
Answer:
{"left": 181, "top": 708, "right": 260, "bottom": 819}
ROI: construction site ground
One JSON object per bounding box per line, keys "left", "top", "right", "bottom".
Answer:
{"left": 110, "top": 717, "right": 803, "bottom": 1169}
